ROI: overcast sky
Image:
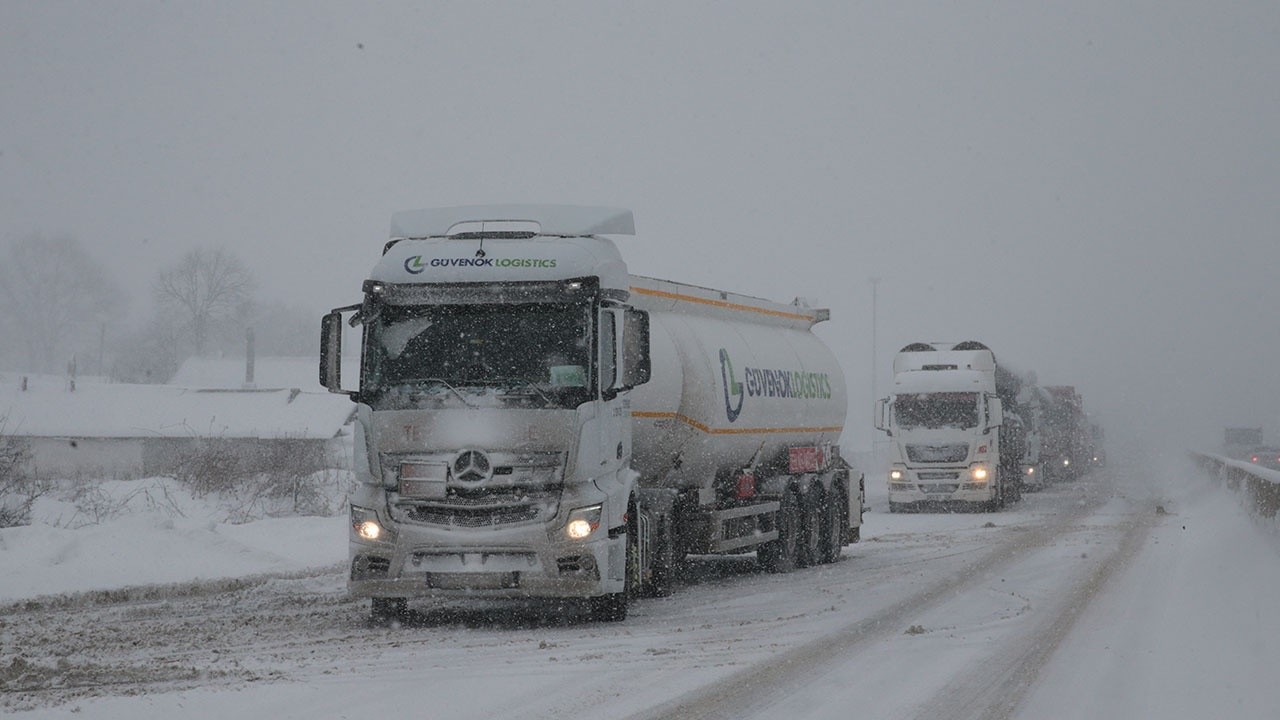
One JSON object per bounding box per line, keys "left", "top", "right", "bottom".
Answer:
{"left": 2, "top": 1, "right": 1277, "bottom": 453}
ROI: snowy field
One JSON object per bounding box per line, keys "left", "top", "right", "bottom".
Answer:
{"left": 3, "top": 458, "right": 1280, "bottom": 719}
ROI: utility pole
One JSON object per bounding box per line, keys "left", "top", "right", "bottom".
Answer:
{"left": 870, "top": 276, "right": 880, "bottom": 423}
{"left": 870, "top": 277, "right": 881, "bottom": 466}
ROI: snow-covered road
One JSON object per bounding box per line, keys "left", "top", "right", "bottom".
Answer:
{"left": 4, "top": 459, "right": 1279, "bottom": 719}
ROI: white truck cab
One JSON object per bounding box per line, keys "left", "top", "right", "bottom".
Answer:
{"left": 875, "top": 342, "right": 1008, "bottom": 512}
{"left": 323, "top": 205, "right": 861, "bottom": 623}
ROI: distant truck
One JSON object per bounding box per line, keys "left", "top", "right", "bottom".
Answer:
{"left": 1224, "top": 427, "right": 1264, "bottom": 460}
{"left": 1087, "top": 422, "right": 1107, "bottom": 468}
{"left": 1042, "top": 386, "right": 1087, "bottom": 481}
{"left": 321, "top": 205, "right": 863, "bottom": 622}
{"left": 1015, "top": 382, "right": 1052, "bottom": 491}
{"left": 875, "top": 341, "right": 1024, "bottom": 512}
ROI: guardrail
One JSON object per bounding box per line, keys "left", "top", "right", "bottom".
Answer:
{"left": 1191, "top": 452, "right": 1280, "bottom": 519}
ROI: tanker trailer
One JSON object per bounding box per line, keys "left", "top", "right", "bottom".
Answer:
{"left": 628, "top": 276, "right": 860, "bottom": 580}
{"left": 321, "top": 205, "right": 862, "bottom": 623}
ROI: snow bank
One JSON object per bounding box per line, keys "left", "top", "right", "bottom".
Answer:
{"left": 0, "top": 476, "right": 348, "bottom": 603}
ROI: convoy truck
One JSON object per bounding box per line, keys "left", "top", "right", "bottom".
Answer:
{"left": 1015, "top": 382, "right": 1051, "bottom": 491}
{"left": 321, "top": 205, "right": 862, "bottom": 622}
{"left": 875, "top": 341, "right": 1024, "bottom": 512}
{"left": 1042, "top": 385, "right": 1086, "bottom": 481}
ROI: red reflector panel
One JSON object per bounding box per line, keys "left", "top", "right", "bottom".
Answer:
{"left": 788, "top": 446, "right": 826, "bottom": 474}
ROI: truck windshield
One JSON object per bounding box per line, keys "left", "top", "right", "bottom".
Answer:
{"left": 362, "top": 302, "right": 593, "bottom": 409}
{"left": 895, "top": 392, "right": 980, "bottom": 429}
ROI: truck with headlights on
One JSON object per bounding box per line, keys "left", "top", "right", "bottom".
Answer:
{"left": 321, "top": 205, "right": 862, "bottom": 622}
{"left": 875, "top": 341, "right": 1027, "bottom": 512}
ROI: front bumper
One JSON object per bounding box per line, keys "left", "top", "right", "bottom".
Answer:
{"left": 347, "top": 487, "right": 626, "bottom": 600}
{"left": 888, "top": 465, "right": 996, "bottom": 504}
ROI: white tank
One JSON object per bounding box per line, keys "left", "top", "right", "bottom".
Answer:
{"left": 627, "top": 276, "right": 847, "bottom": 490}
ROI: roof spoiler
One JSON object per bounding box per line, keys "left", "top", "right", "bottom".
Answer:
{"left": 389, "top": 204, "right": 635, "bottom": 239}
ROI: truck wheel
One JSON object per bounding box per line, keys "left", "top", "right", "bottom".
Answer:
{"left": 370, "top": 597, "right": 407, "bottom": 624}
{"left": 759, "top": 487, "right": 801, "bottom": 573}
{"left": 589, "top": 590, "right": 628, "bottom": 622}
{"left": 798, "top": 486, "right": 824, "bottom": 568}
{"left": 643, "top": 517, "right": 675, "bottom": 598}
{"left": 819, "top": 488, "right": 846, "bottom": 564}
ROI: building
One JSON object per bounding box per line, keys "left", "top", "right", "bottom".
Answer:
{"left": 0, "top": 374, "right": 354, "bottom": 479}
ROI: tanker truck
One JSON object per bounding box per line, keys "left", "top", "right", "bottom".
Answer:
{"left": 874, "top": 341, "right": 1025, "bottom": 512}
{"left": 320, "top": 205, "right": 862, "bottom": 622}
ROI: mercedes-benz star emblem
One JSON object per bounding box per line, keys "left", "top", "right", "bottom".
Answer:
{"left": 452, "top": 450, "right": 492, "bottom": 484}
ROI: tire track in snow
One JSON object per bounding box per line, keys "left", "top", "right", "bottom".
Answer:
{"left": 622, "top": 484, "right": 1119, "bottom": 720}
{"left": 907, "top": 502, "right": 1157, "bottom": 720}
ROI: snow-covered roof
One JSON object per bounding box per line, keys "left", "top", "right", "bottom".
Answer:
{"left": 0, "top": 374, "right": 353, "bottom": 440}
{"left": 892, "top": 369, "right": 992, "bottom": 394}
{"left": 168, "top": 355, "right": 357, "bottom": 392}
{"left": 389, "top": 204, "right": 635, "bottom": 239}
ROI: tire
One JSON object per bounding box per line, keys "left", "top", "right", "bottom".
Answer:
{"left": 798, "top": 485, "right": 824, "bottom": 568}
{"left": 370, "top": 597, "right": 407, "bottom": 624}
{"left": 642, "top": 517, "right": 675, "bottom": 598}
{"left": 818, "top": 487, "right": 846, "bottom": 564}
{"left": 588, "top": 590, "right": 628, "bottom": 622}
{"left": 591, "top": 499, "right": 638, "bottom": 622}
{"left": 759, "top": 487, "right": 801, "bottom": 573}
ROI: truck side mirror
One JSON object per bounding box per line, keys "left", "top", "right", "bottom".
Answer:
{"left": 599, "top": 309, "right": 619, "bottom": 400}
{"left": 986, "top": 396, "right": 1004, "bottom": 430}
{"left": 602, "top": 307, "right": 651, "bottom": 401}
{"left": 874, "top": 398, "right": 889, "bottom": 434}
{"left": 622, "top": 308, "right": 651, "bottom": 389}
{"left": 320, "top": 305, "right": 360, "bottom": 398}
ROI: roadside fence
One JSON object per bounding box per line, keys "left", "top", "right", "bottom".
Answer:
{"left": 1191, "top": 451, "right": 1280, "bottom": 519}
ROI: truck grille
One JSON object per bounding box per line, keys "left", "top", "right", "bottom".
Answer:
{"left": 905, "top": 444, "right": 969, "bottom": 463}
{"left": 408, "top": 503, "right": 543, "bottom": 527}
{"left": 399, "top": 487, "right": 561, "bottom": 528}
{"left": 390, "top": 450, "right": 564, "bottom": 529}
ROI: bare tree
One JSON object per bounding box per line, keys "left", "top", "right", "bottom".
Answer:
{"left": 0, "top": 235, "right": 123, "bottom": 373}
{"left": 154, "top": 247, "right": 256, "bottom": 356}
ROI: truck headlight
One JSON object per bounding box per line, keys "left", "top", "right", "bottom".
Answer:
{"left": 889, "top": 469, "right": 903, "bottom": 480}
{"left": 970, "top": 466, "right": 989, "bottom": 483}
{"left": 351, "top": 505, "right": 393, "bottom": 543}
{"left": 565, "top": 504, "right": 603, "bottom": 540}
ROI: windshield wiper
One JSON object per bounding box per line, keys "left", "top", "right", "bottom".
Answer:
{"left": 487, "top": 377, "right": 554, "bottom": 405}
{"left": 393, "top": 377, "right": 476, "bottom": 407}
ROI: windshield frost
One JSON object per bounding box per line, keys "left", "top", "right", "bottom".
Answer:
{"left": 896, "top": 392, "right": 980, "bottom": 429}
{"left": 363, "top": 302, "right": 593, "bottom": 408}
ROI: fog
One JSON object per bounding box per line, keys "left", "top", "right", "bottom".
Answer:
{"left": 3, "top": 1, "right": 1277, "bottom": 454}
